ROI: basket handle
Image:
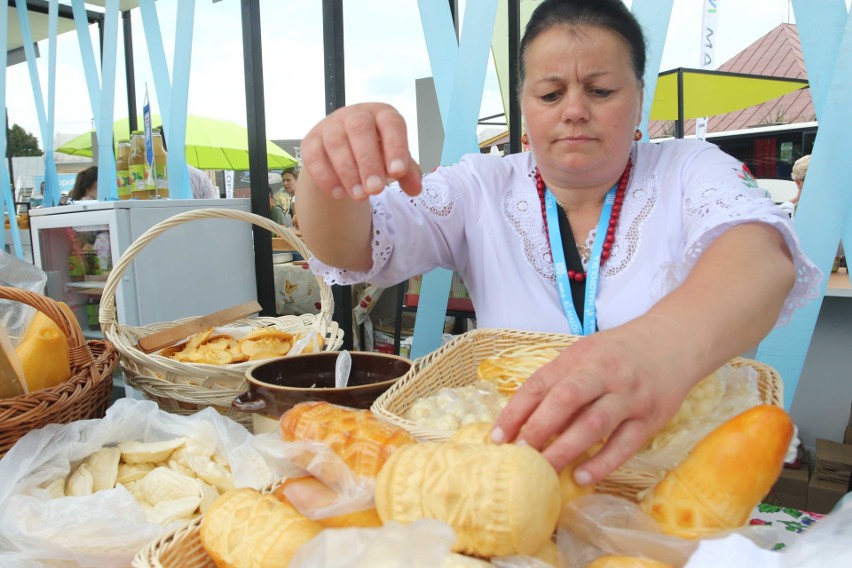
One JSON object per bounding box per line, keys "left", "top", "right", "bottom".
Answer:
{"left": 99, "top": 208, "right": 335, "bottom": 338}
{"left": 0, "top": 286, "right": 98, "bottom": 378}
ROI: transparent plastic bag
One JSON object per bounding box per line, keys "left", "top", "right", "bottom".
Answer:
{"left": 619, "top": 364, "right": 763, "bottom": 480}
{"left": 557, "top": 494, "right": 779, "bottom": 568}
{"left": 0, "top": 250, "right": 47, "bottom": 344}
{"left": 0, "top": 399, "right": 297, "bottom": 567}
{"left": 290, "top": 519, "right": 458, "bottom": 568}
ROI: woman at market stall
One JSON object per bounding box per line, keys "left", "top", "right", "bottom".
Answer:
{"left": 68, "top": 166, "right": 98, "bottom": 201}
{"left": 295, "top": 0, "right": 820, "bottom": 487}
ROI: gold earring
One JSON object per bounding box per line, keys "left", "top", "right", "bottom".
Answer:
{"left": 634, "top": 128, "right": 643, "bottom": 142}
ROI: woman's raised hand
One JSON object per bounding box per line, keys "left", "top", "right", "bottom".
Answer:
{"left": 300, "top": 103, "right": 423, "bottom": 201}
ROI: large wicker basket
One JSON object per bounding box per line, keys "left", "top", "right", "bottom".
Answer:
{"left": 132, "top": 515, "right": 212, "bottom": 568}
{"left": 371, "top": 328, "right": 784, "bottom": 500}
{"left": 132, "top": 480, "right": 287, "bottom": 568}
{"left": 0, "top": 286, "right": 118, "bottom": 459}
{"left": 100, "top": 208, "right": 343, "bottom": 428}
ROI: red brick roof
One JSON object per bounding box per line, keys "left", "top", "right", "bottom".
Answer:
{"left": 648, "top": 24, "right": 813, "bottom": 138}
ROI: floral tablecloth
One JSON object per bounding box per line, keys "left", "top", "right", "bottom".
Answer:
{"left": 749, "top": 503, "right": 824, "bottom": 550}
{"left": 273, "top": 262, "right": 322, "bottom": 316}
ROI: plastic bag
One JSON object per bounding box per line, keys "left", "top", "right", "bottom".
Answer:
{"left": 289, "top": 519, "right": 458, "bottom": 567}
{"left": 557, "top": 494, "right": 780, "bottom": 568}
{"left": 619, "top": 363, "right": 762, "bottom": 480}
{"left": 0, "top": 398, "right": 299, "bottom": 567}
{"left": 0, "top": 250, "right": 47, "bottom": 344}
{"left": 780, "top": 498, "right": 852, "bottom": 567}
{"left": 271, "top": 438, "right": 378, "bottom": 520}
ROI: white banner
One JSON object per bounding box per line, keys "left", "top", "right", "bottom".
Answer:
{"left": 696, "top": 0, "right": 719, "bottom": 140}
{"left": 224, "top": 170, "right": 234, "bottom": 199}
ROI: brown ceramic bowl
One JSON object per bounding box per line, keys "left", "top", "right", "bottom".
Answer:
{"left": 233, "top": 351, "right": 412, "bottom": 433}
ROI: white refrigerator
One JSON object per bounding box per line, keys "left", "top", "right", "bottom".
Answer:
{"left": 29, "top": 199, "right": 258, "bottom": 341}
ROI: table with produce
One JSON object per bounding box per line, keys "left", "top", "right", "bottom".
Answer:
{"left": 1, "top": 313, "right": 849, "bottom": 567}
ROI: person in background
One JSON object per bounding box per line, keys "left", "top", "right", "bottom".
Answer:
{"left": 269, "top": 186, "right": 290, "bottom": 226}
{"left": 156, "top": 126, "right": 219, "bottom": 199}
{"left": 296, "top": 0, "right": 820, "bottom": 486}
{"left": 282, "top": 167, "right": 299, "bottom": 228}
{"left": 68, "top": 166, "right": 98, "bottom": 201}
{"left": 783, "top": 154, "right": 845, "bottom": 270}
{"left": 779, "top": 154, "right": 809, "bottom": 218}
{"left": 187, "top": 165, "right": 219, "bottom": 199}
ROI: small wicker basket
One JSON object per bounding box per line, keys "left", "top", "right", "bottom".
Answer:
{"left": 371, "top": 328, "right": 784, "bottom": 500}
{"left": 100, "top": 208, "right": 344, "bottom": 428}
{"left": 0, "top": 286, "right": 118, "bottom": 459}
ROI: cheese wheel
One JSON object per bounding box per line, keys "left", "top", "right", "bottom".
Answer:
{"left": 200, "top": 488, "right": 322, "bottom": 568}
{"left": 280, "top": 402, "right": 415, "bottom": 478}
{"left": 376, "top": 442, "right": 561, "bottom": 558}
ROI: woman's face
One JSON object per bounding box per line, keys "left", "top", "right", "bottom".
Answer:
{"left": 282, "top": 172, "right": 297, "bottom": 195}
{"left": 520, "top": 25, "right": 642, "bottom": 189}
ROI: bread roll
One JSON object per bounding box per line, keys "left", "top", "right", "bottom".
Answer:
{"left": 641, "top": 405, "right": 793, "bottom": 539}
{"left": 200, "top": 488, "right": 322, "bottom": 568}
{"left": 375, "top": 441, "right": 561, "bottom": 558}
{"left": 279, "top": 402, "right": 415, "bottom": 478}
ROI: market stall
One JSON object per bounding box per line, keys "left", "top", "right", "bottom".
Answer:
{"left": 3, "top": 0, "right": 852, "bottom": 566}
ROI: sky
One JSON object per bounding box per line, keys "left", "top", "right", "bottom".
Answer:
{"left": 2, "top": 0, "right": 826, "bottom": 160}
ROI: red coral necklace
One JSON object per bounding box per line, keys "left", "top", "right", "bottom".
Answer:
{"left": 535, "top": 159, "right": 632, "bottom": 282}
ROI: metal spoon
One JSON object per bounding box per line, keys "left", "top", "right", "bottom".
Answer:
{"left": 334, "top": 350, "right": 352, "bottom": 389}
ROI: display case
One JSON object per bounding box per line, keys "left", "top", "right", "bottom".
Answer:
{"left": 29, "top": 199, "right": 258, "bottom": 341}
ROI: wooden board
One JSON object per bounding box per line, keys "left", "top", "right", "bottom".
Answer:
{"left": 136, "top": 301, "right": 262, "bottom": 353}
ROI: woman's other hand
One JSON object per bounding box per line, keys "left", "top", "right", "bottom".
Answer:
{"left": 491, "top": 323, "right": 694, "bottom": 486}
{"left": 300, "top": 103, "right": 423, "bottom": 201}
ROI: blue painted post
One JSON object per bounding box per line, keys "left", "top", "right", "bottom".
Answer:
{"left": 631, "top": 0, "right": 675, "bottom": 140}
{"left": 756, "top": 1, "right": 852, "bottom": 409}
{"left": 138, "top": 0, "right": 196, "bottom": 200}
{"left": 0, "top": 2, "right": 20, "bottom": 256}
{"left": 411, "top": 0, "right": 498, "bottom": 359}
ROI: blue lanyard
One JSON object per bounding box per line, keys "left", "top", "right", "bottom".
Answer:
{"left": 544, "top": 186, "right": 617, "bottom": 335}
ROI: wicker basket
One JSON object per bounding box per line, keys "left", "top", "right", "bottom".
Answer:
{"left": 132, "top": 516, "right": 212, "bottom": 568}
{"left": 371, "top": 328, "right": 784, "bottom": 500}
{"left": 0, "top": 286, "right": 118, "bottom": 459}
{"left": 132, "top": 480, "right": 285, "bottom": 568}
{"left": 100, "top": 208, "right": 343, "bottom": 428}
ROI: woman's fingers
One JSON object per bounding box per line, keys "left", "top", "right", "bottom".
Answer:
{"left": 572, "top": 417, "right": 650, "bottom": 485}
{"left": 375, "top": 108, "right": 422, "bottom": 196}
{"left": 300, "top": 132, "right": 346, "bottom": 200}
{"left": 301, "top": 103, "right": 418, "bottom": 200}
{"left": 492, "top": 350, "right": 605, "bottom": 451}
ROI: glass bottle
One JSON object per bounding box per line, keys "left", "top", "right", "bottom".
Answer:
{"left": 129, "top": 131, "right": 148, "bottom": 200}
{"left": 115, "top": 140, "right": 132, "bottom": 200}
{"left": 152, "top": 131, "right": 169, "bottom": 199}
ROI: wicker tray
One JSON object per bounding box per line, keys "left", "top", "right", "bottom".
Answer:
{"left": 371, "top": 328, "right": 784, "bottom": 500}
{"left": 0, "top": 286, "right": 118, "bottom": 459}
{"left": 100, "top": 209, "right": 343, "bottom": 428}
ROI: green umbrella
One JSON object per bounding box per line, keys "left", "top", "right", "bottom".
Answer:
{"left": 56, "top": 114, "right": 298, "bottom": 170}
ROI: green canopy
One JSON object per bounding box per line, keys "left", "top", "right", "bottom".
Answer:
{"left": 56, "top": 114, "right": 298, "bottom": 170}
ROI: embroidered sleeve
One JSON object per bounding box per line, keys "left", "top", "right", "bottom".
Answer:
{"left": 680, "top": 149, "right": 821, "bottom": 325}
{"left": 309, "top": 169, "right": 467, "bottom": 288}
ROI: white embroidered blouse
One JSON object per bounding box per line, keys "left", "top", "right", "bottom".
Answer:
{"left": 311, "top": 139, "right": 821, "bottom": 333}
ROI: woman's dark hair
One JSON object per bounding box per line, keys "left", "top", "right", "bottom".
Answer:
{"left": 281, "top": 167, "right": 299, "bottom": 178}
{"left": 69, "top": 166, "right": 98, "bottom": 200}
{"left": 518, "top": 0, "right": 647, "bottom": 96}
